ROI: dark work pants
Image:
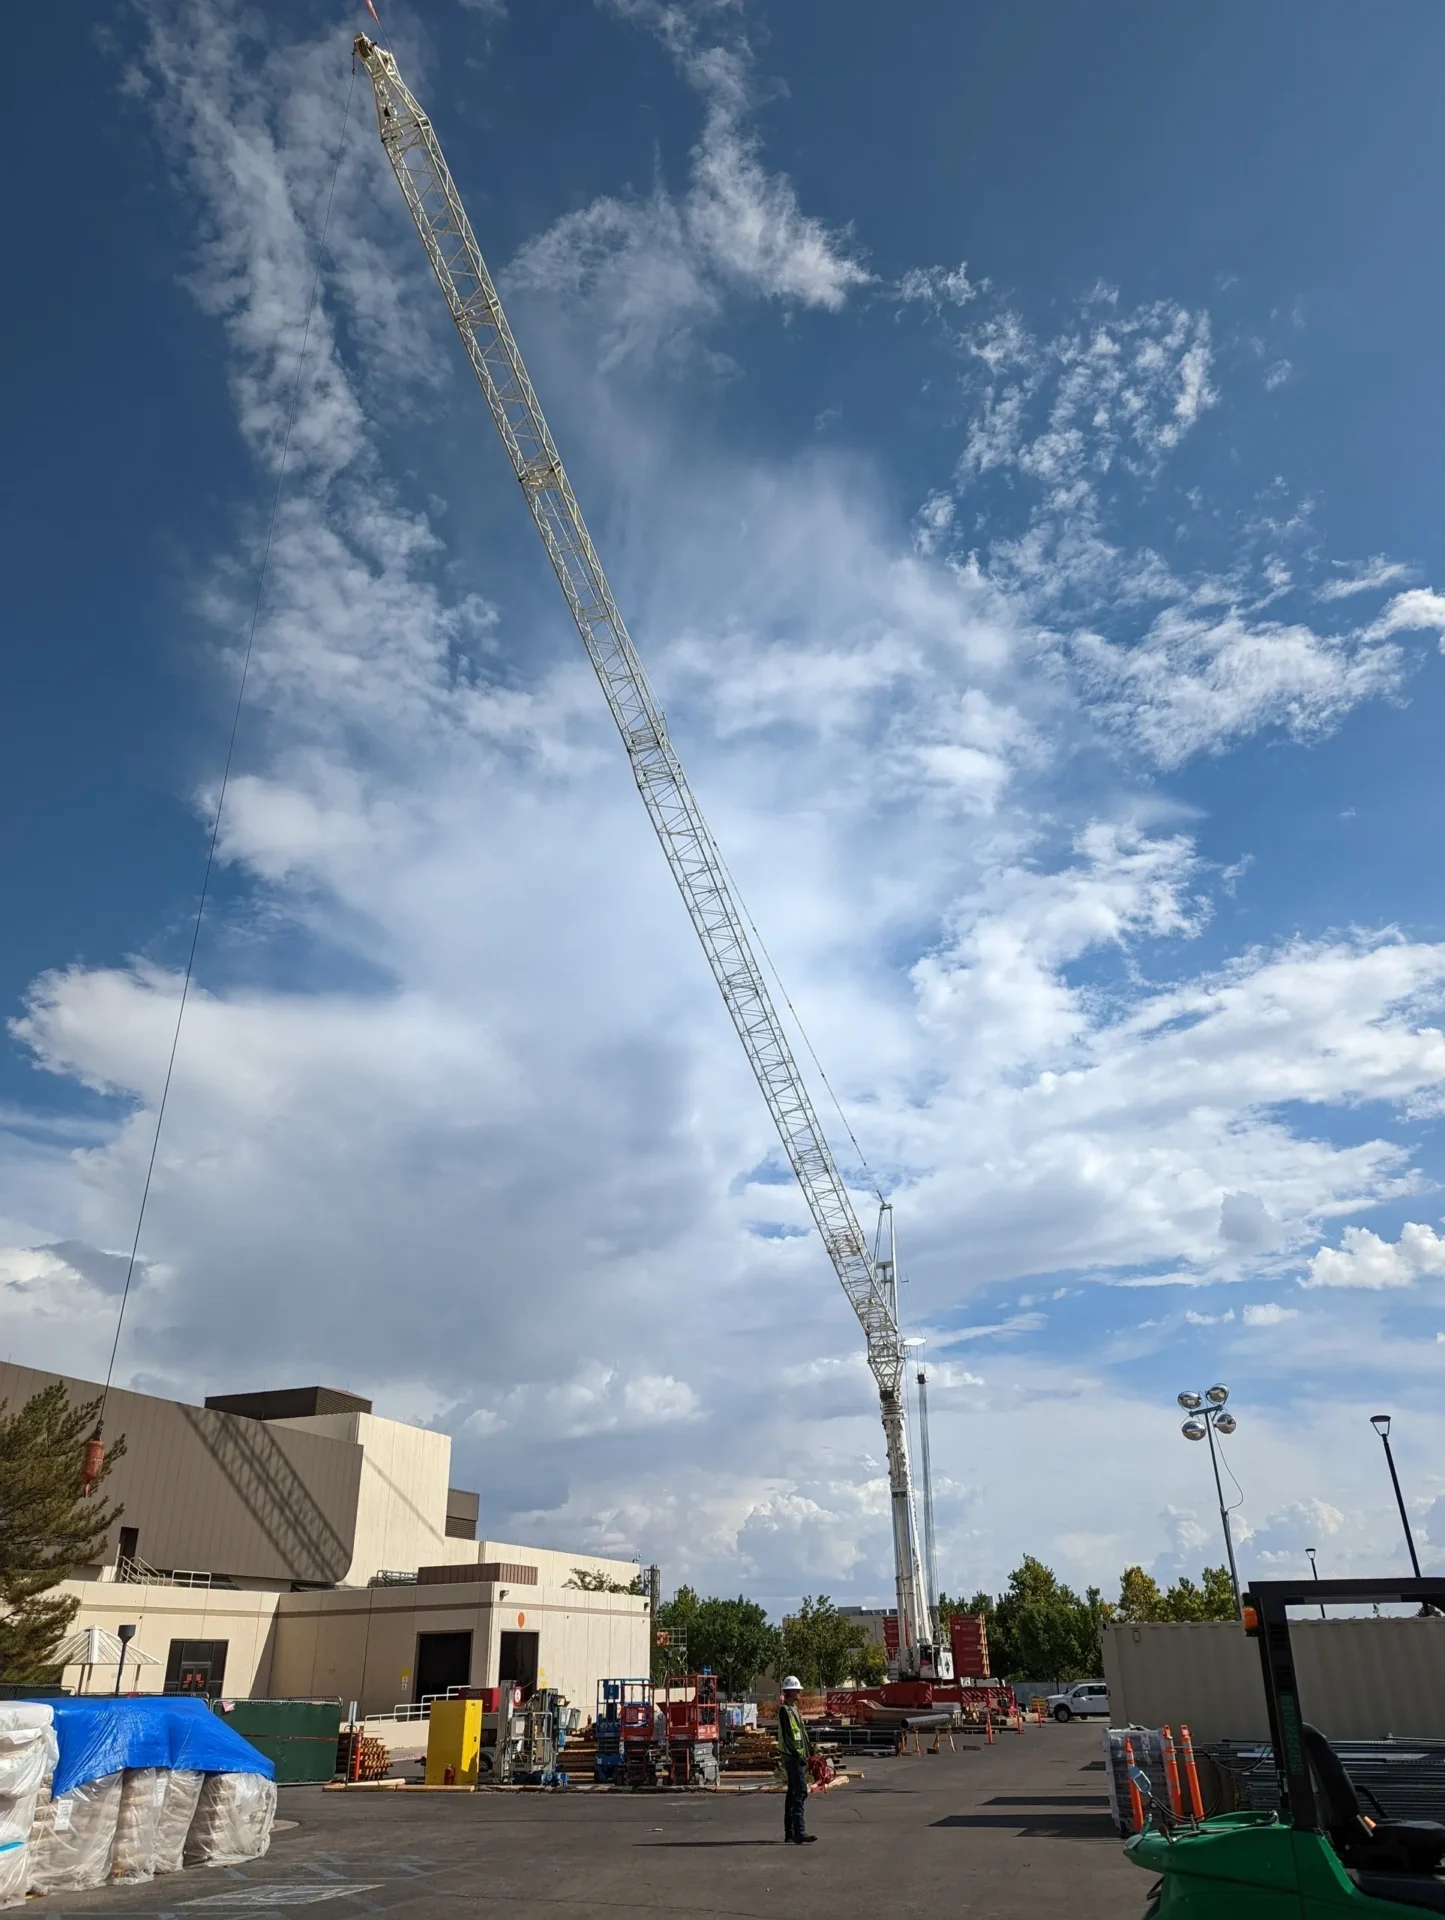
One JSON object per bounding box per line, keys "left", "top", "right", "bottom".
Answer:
{"left": 784, "top": 1756, "right": 808, "bottom": 1839}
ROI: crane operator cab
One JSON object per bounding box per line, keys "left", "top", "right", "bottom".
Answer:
{"left": 1125, "top": 1577, "right": 1445, "bottom": 1919}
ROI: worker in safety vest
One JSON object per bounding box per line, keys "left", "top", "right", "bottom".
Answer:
{"left": 777, "top": 1676, "right": 815, "bottom": 1843}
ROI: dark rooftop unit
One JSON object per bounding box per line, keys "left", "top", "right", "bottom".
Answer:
{"left": 203, "top": 1386, "right": 373, "bottom": 1422}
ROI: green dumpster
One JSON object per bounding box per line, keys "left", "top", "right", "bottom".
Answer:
{"left": 213, "top": 1697, "right": 343, "bottom": 1785}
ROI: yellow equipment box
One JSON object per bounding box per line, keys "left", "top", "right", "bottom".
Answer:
{"left": 425, "top": 1697, "right": 484, "bottom": 1786}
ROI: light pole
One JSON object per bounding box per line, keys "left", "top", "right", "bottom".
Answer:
{"left": 1370, "top": 1414, "right": 1423, "bottom": 1578}
{"left": 1179, "top": 1385, "right": 1243, "bottom": 1620}
{"left": 1306, "top": 1547, "right": 1325, "bottom": 1619}
{"left": 114, "top": 1624, "right": 136, "bottom": 1697}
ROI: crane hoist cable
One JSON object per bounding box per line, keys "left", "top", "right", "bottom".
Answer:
{"left": 353, "top": 32, "right": 947, "bottom": 1678}
{"left": 82, "top": 58, "right": 360, "bottom": 1491}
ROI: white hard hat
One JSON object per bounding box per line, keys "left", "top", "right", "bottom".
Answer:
{"left": 781, "top": 1675, "right": 803, "bottom": 1692}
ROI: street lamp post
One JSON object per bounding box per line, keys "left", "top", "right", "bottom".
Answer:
{"left": 114, "top": 1624, "right": 136, "bottom": 1697}
{"left": 1179, "top": 1385, "right": 1244, "bottom": 1621}
{"left": 1306, "top": 1547, "right": 1325, "bottom": 1619}
{"left": 1370, "top": 1414, "right": 1423, "bottom": 1578}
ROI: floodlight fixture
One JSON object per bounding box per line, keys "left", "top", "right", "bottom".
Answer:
{"left": 1176, "top": 1385, "right": 1244, "bottom": 1619}
{"left": 1371, "top": 1414, "right": 1391, "bottom": 1438}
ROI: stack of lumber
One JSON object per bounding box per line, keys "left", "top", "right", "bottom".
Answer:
{"left": 722, "top": 1729, "right": 779, "bottom": 1775}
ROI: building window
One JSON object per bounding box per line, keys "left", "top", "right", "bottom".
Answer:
{"left": 164, "top": 1639, "right": 228, "bottom": 1697}
{"left": 117, "top": 1528, "right": 139, "bottom": 1567}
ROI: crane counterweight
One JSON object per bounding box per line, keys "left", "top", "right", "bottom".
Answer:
{"left": 354, "top": 32, "right": 948, "bottom": 1681}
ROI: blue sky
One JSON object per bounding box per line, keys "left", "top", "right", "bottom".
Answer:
{"left": 5, "top": 0, "right": 1445, "bottom": 1610}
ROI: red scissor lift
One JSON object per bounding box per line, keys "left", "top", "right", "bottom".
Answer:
{"left": 617, "top": 1682, "right": 655, "bottom": 1787}
{"left": 660, "top": 1672, "right": 720, "bottom": 1786}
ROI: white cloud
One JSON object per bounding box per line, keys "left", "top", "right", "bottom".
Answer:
{"left": 1317, "top": 557, "right": 1414, "bottom": 601}
{"left": 507, "top": 2, "right": 867, "bottom": 367}
{"left": 1366, "top": 589, "right": 1445, "bottom": 644}
{"left": 1184, "top": 1308, "right": 1235, "bottom": 1325}
{"left": 1304, "top": 1221, "right": 1445, "bottom": 1291}
{"left": 898, "top": 260, "right": 982, "bottom": 309}
{"left": 1071, "top": 605, "right": 1403, "bottom": 769}
{"left": 1242, "top": 1302, "right": 1300, "bottom": 1326}
{"left": 958, "top": 296, "right": 1217, "bottom": 486}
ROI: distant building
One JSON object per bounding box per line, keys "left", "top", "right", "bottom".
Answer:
{"left": 0, "top": 1361, "right": 649, "bottom": 1715}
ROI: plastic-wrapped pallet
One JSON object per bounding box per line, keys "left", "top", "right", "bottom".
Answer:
{"left": 111, "top": 1767, "right": 170, "bottom": 1883}
{"left": 0, "top": 1704, "right": 57, "bottom": 1907}
{"left": 183, "top": 1772, "right": 276, "bottom": 1867}
{"left": 28, "top": 1769, "right": 123, "bottom": 1893}
{"left": 154, "top": 1769, "right": 204, "bottom": 1874}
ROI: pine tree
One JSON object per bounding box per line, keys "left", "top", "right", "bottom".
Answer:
{"left": 0, "top": 1384, "right": 125, "bottom": 1681}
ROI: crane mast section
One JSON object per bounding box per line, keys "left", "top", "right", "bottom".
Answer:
{"left": 357, "top": 43, "right": 902, "bottom": 1391}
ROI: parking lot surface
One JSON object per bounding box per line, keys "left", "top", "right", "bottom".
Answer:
{"left": 52, "top": 1720, "right": 1144, "bottom": 1919}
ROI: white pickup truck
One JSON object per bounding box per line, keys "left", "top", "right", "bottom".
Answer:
{"left": 1045, "top": 1681, "right": 1110, "bottom": 1722}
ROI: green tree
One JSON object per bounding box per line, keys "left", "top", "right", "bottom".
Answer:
{"left": 1159, "top": 1566, "right": 1237, "bottom": 1622}
{"left": 1115, "top": 1564, "right": 1237, "bottom": 1624}
{"left": 0, "top": 1384, "right": 125, "bottom": 1680}
{"left": 564, "top": 1567, "right": 645, "bottom": 1594}
{"left": 689, "top": 1596, "right": 781, "bottom": 1695}
{"left": 1117, "top": 1565, "right": 1165, "bottom": 1621}
{"left": 649, "top": 1589, "right": 782, "bottom": 1692}
{"left": 779, "top": 1595, "right": 875, "bottom": 1689}
{"left": 652, "top": 1584, "right": 700, "bottom": 1681}
{"left": 851, "top": 1637, "right": 888, "bottom": 1687}
{"left": 990, "top": 1558, "right": 1111, "bottom": 1682}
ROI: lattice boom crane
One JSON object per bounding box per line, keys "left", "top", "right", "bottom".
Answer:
{"left": 355, "top": 33, "right": 947, "bottom": 1682}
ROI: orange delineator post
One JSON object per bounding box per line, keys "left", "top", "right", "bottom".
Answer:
{"left": 985, "top": 1711, "right": 994, "bottom": 1744}
{"left": 1160, "top": 1725, "right": 1185, "bottom": 1818}
{"left": 1179, "top": 1724, "right": 1206, "bottom": 1821}
{"left": 1123, "top": 1737, "right": 1145, "bottom": 1834}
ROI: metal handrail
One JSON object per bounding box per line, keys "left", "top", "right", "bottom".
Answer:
{"left": 115, "top": 1556, "right": 213, "bottom": 1589}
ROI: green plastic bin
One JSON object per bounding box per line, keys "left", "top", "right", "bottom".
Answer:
{"left": 213, "top": 1697, "right": 344, "bottom": 1784}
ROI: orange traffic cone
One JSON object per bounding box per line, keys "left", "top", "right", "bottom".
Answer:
{"left": 1123, "top": 1737, "right": 1145, "bottom": 1834}
{"left": 1179, "top": 1725, "right": 1205, "bottom": 1821}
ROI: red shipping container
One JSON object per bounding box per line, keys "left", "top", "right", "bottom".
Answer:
{"left": 948, "top": 1613, "right": 990, "bottom": 1680}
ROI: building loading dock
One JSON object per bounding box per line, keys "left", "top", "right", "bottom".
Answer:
{"left": 0, "top": 1361, "right": 649, "bottom": 1718}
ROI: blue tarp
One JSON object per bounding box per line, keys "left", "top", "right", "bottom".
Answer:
{"left": 35, "top": 1696, "right": 274, "bottom": 1796}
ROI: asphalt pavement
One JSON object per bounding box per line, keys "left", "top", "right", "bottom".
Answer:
{"left": 49, "top": 1719, "right": 1145, "bottom": 1918}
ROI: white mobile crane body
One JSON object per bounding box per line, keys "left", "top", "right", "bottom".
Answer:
{"left": 354, "top": 33, "right": 948, "bottom": 1683}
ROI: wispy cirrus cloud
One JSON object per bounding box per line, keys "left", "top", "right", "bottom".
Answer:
{"left": 508, "top": 0, "right": 868, "bottom": 368}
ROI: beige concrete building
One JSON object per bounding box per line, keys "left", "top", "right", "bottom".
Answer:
{"left": 0, "top": 1362, "right": 650, "bottom": 1717}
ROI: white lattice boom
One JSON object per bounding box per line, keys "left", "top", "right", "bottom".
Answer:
{"left": 355, "top": 34, "right": 941, "bottom": 1679}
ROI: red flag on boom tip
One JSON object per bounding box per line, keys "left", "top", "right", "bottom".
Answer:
{"left": 365, "top": 0, "right": 380, "bottom": 21}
